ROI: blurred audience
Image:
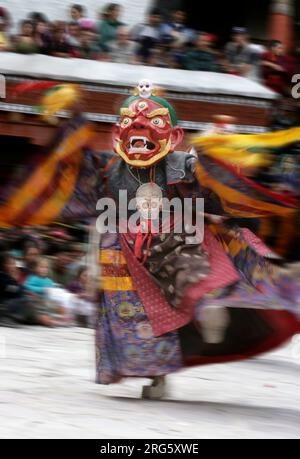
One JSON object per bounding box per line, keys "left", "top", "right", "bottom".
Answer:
{"left": 49, "top": 246, "right": 73, "bottom": 287}
{"left": 24, "top": 257, "right": 70, "bottom": 327}
{"left": 161, "top": 10, "right": 196, "bottom": 69}
{"left": 261, "top": 40, "right": 295, "bottom": 95}
{"left": 68, "top": 266, "right": 95, "bottom": 328}
{"left": 49, "top": 21, "right": 74, "bottom": 57}
{"left": 0, "top": 3, "right": 297, "bottom": 95}
{"left": 14, "top": 20, "right": 37, "bottom": 54}
{"left": 23, "top": 257, "right": 54, "bottom": 326}
{"left": 110, "top": 26, "right": 136, "bottom": 64}
{"left": 0, "top": 7, "right": 11, "bottom": 51}
{"left": 224, "top": 27, "right": 259, "bottom": 79}
{"left": 70, "top": 4, "right": 86, "bottom": 24}
{"left": 66, "top": 21, "right": 81, "bottom": 48}
{"left": 161, "top": 9, "right": 195, "bottom": 48}
{"left": 132, "top": 8, "right": 162, "bottom": 65}
{"left": 33, "top": 18, "right": 52, "bottom": 54}
{"left": 24, "top": 257, "right": 55, "bottom": 296}
{"left": 0, "top": 253, "right": 33, "bottom": 327}
{"left": 0, "top": 223, "right": 94, "bottom": 328}
{"left": 77, "top": 27, "right": 105, "bottom": 60}
{"left": 21, "top": 242, "right": 41, "bottom": 281}
{"left": 98, "top": 3, "right": 124, "bottom": 52}
{"left": 183, "top": 32, "right": 220, "bottom": 72}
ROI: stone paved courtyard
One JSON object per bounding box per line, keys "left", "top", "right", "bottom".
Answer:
{"left": 0, "top": 327, "right": 300, "bottom": 439}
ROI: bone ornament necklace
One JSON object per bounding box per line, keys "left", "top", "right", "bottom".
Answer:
{"left": 126, "top": 164, "right": 157, "bottom": 187}
{"left": 126, "top": 165, "right": 163, "bottom": 264}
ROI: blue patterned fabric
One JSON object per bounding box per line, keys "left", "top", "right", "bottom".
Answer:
{"left": 95, "top": 233, "right": 182, "bottom": 384}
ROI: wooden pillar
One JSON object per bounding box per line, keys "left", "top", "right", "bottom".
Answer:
{"left": 268, "top": 0, "right": 295, "bottom": 51}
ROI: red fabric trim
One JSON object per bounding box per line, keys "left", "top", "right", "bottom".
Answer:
{"left": 120, "top": 233, "right": 193, "bottom": 336}
{"left": 120, "top": 226, "right": 240, "bottom": 337}
{"left": 13, "top": 81, "right": 61, "bottom": 98}
{"left": 241, "top": 228, "right": 272, "bottom": 256}
{"left": 212, "top": 157, "right": 298, "bottom": 208}
{"left": 182, "top": 310, "right": 300, "bottom": 367}
{"left": 181, "top": 226, "right": 240, "bottom": 310}
{"left": 13, "top": 161, "right": 67, "bottom": 225}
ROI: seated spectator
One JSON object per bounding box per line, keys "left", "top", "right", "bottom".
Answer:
{"left": 110, "top": 26, "right": 136, "bottom": 64}
{"left": 66, "top": 21, "right": 81, "bottom": 48}
{"left": 0, "top": 253, "right": 33, "bottom": 326}
{"left": 159, "top": 10, "right": 196, "bottom": 69}
{"left": 68, "top": 242, "right": 86, "bottom": 276}
{"left": 183, "top": 32, "right": 220, "bottom": 72}
{"left": 24, "top": 257, "right": 66, "bottom": 327}
{"left": 48, "top": 21, "right": 74, "bottom": 58}
{"left": 20, "top": 241, "right": 41, "bottom": 281}
{"left": 149, "top": 43, "right": 175, "bottom": 68}
{"left": 68, "top": 266, "right": 95, "bottom": 327}
{"left": 77, "top": 27, "right": 105, "bottom": 60}
{"left": 70, "top": 4, "right": 86, "bottom": 23}
{"left": 49, "top": 246, "right": 72, "bottom": 287}
{"left": 24, "top": 258, "right": 55, "bottom": 296}
{"left": 224, "top": 27, "right": 258, "bottom": 78}
{"left": 98, "top": 3, "right": 124, "bottom": 52}
{"left": 132, "top": 8, "right": 162, "bottom": 65}
{"left": 0, "top": 7, "right": 11, "bottom": 51}
{"left": 14, "top": 20, "right": 38, "bottom": 54}
{"left": 33, "top": 18, "right": 52, "bottom": 54}
{"left": 160, "top": 10, "right": 195, "bottom": 48}
{"left": 261, "top": 40, "right": 295, "bottom": 95}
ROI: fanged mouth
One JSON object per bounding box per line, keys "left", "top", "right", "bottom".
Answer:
{"left": 127, "top": 136, "right": 156, "bottom": 154}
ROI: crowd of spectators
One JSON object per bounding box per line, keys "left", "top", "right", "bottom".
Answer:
{"left": 0, "top": 224, "right": 95, "bottom": 329}
{"left": 0, "top": 4, "right": 297, "bottom": 95}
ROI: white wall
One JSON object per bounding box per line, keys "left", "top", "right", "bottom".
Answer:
{"left": 1, "top": 0, "right": 152, "bottom": 30}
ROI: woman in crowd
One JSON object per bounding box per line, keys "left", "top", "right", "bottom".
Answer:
{"left": 33, "top": 18, "right": 52, "bottom": 54}
{"left": 98, "top": 3, "right": 124, "bottom": 52}
{"left": 48, "top": 21, "right": 75, "bottom": 58}
{"left": 24, "top": 257, "right": 66, "bottom": 327}
{"left": 14, "top": 20, "right": 37, "bottom": 54}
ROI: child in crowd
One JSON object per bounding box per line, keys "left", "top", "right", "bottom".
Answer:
{"left": 24, "top": 257, "right": 67, "bottom": 327}
{"left": 14, "top": 20, "right": 37, "bottom": 54}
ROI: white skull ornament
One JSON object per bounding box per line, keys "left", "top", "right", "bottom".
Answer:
{"left": 136, "top": 183, "right": 163, "bottom": 221}
{"left": 137, "top": 79, "right": 154, "bottom": 99}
